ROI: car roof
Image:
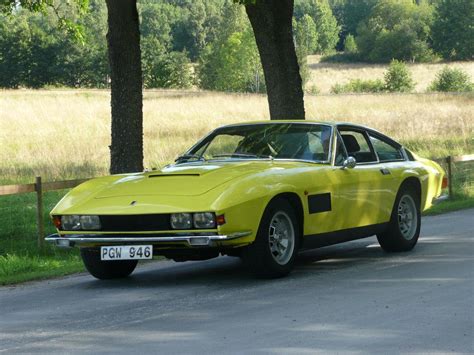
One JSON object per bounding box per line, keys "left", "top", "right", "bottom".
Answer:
{"left": 219, "top": 120, "right": 371, "bottom": 131}
{"left": 217, "top": 120, "right": 401, "bottom": 147}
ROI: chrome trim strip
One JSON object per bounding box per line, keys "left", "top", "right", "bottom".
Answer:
{"left": 45, "top": 232, "right": 251, "bottom": 247}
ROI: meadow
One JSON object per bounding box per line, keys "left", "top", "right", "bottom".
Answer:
{"left": 1, "top": 89, "right": 473, "bottom": 185}
{"left": 307, "top": 55, "right": 474, "bottom": 93}
{"left": 0, "top": 61, "right": 473, "bottom": 284}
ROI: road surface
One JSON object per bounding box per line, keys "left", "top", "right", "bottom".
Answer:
{"left": 1, "top": 209, "right": 473, "bottom": 354}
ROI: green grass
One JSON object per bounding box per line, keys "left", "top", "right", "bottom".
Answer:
{"left": 0, "top": 254, "right": 83, "bottom": 285}
{"left": 424, "top": 197, "right": 474, "bottom": 216}
{"left": 0, "top": 190, "right": 84, "bottom": 285}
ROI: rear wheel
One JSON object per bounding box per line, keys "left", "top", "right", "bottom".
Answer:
{"left": 377, "top": 185, "right": 421, "bottom": 252}
{"left": 243, "top": 198, "right": 300, "bottom": 278}
{"left": 80, "top": 248, "right": 138, "bottom": 280}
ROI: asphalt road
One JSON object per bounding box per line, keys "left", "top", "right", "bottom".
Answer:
{"left": 1, "top": 209, "right": 473, "bottom": 354}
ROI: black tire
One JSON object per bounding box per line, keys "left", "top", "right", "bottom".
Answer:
{"left": 242, "top": 198, "right": 300, "bottom": 278}
{"left": 377, "top": 184, "right": 421, "bottom": 252}
{"left": 80, "top": 248, "right": 138, "bottom": 280}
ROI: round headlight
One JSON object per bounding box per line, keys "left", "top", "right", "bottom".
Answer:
{"left": 170, "top": 213, "right": 192, "bottom": 229}
{"left": 193, "top": 212, "right": 216, "bottom": 229}
{"left": 61, "top": 215, "right": 81, "bottom": 230}
{"left": 80, "top": 215, "right": 101, "bottom": 230}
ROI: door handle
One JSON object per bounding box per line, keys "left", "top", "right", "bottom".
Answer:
{"left": 380, "top": 168, "right": 391, "bottom": 175}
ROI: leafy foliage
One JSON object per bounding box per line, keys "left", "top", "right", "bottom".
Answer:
{"left": 384, "top": 60, "right": 414, "bottom": 93}
{"left": 429, "top": 67, "right": 473, "bottom": 92}
{"left": 198, "top": 17, "right": 265, "bottom": 93}
{"left": 331, "top": 79, "right": 385, "bottom": 94}
{"left": 431, "top": 0, "right": 474, "bottom": 60}
{"left": 355, "top": 0, "right": 435, "bottom": 62}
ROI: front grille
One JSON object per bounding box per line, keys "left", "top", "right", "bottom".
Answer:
{"left": 99, "top": 214, "right": 171, "bottom": 231}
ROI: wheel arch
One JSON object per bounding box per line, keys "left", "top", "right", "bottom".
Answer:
{"left": 399, "top": 177, "right": 422, "bottom": 203}
{"left": 268, "top": 192, "right": 304, "bottom": 243}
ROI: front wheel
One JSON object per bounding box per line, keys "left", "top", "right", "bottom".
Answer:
{"left": 80, "top": 248, "right": 138, "bottom": 280}
{"left": 377, "top": 185, "right": 421, "bottom": 252}
{"left": 242, "top": 198, "right": 300, "bottom": 278}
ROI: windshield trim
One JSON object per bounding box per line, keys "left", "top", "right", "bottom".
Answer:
{"left": 180, "top": 122, "right": 334, "bottom": 165}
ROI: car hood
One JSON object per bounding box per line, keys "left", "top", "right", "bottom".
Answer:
{"left": 94, "top": 161, "right": 282, "bottom": 198}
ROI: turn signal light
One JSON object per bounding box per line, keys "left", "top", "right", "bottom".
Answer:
{"left": 216, "top": 214, "right": 226, "bottom": 226}
{"left": 442, "top": 176, "right": 448, "bottom": 189}
{"left": 52, "top": 216, "right": 62, "bottom": 229}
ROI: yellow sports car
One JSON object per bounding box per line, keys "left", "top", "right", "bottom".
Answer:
{"left": 46, "top": 121, "right": 446, "bottom": 279}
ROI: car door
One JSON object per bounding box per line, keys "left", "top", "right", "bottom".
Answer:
{"left": 329, "top": 126, "right": 391, "bottom": 230}
{"left": 367, "top": 131, "right": 408, "bottom": 221}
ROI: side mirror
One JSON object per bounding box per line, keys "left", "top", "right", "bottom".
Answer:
{"left": 342, "top": 156, "right": 356, "bottom": 169}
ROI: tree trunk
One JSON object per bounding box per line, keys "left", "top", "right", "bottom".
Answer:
{"left": 106, "top": 0, "right": 143, "bottom": 174}
{"left": 245, "top": 0, "right": 305, "bottom": 120}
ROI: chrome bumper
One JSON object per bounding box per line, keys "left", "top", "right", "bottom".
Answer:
{"left": 432, "top": 194, "right": 449, "bottom": 205}
{"left": 45, "top": 232, "right": 251, "bottom": 248}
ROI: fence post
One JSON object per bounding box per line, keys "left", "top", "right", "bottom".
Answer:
{"left": 35, "top": 176, "right": 44, "bottom": 249}
{"left": 446, "top": 156, "right": 453, "bottom": 198}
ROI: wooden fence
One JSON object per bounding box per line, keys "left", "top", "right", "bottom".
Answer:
{"left": 1, "top": 154, "right": 473, "bottom": 249}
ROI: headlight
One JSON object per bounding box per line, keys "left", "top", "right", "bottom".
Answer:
{"left": 80, "top": 215, "right": 101, "bottom": 230}
{"left": 193, "top": 212, "right": 216, "bottom": 229}
{"left": 61, "top": 215, "right": 81, "bottom": 230}
{"left": 170, "top": 213, "right": 192, "bottom": 229}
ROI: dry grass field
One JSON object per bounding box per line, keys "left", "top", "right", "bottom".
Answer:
{"left": 307, "top": 56, "right": 474, "bottom": 93}
{"left": 0, "top": 89, "right": 472, "bottom": 184}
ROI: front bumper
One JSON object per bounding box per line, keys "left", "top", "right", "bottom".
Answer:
{"left": 432, "top": 194, "right": 449, "bottom": 205}
{"left": 45, "top": 232, "right": 251, "bottom": 248}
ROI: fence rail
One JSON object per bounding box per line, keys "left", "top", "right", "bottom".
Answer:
{"left": 1, "top": 154, "right": 473, "bottom": 249}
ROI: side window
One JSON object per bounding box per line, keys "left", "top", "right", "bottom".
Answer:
{"left": 369, "top": 135, "right": 404, "bottom": 162}
{"left": 339, "top": 130, "right": 377, "bottom": 163}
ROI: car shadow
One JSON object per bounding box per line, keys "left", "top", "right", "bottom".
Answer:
{"left": 80, "top": 236, "right": 396, "bottom": 290}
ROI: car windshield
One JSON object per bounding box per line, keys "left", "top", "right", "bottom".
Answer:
{"left": 179, "top": 123, "right": 333, "bottom": 163}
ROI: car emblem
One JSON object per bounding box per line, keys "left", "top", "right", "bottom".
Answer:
{"left": 130, "top": 201, "right": 137, "bottom": 206}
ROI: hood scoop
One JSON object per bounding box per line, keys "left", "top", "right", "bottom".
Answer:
{"left": 149, "top": 173, "right": 200, "bottom": 178}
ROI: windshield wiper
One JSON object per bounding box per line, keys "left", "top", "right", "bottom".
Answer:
{"left": 174, "top": 154, "right": 206, "bottom": 164}
{"left": 211, "top": 153, "right": 273, "bottom": 159}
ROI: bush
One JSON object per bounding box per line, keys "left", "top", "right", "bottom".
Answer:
{"left": 331, "top": 79, "right": 385, "bottom": 94}
{"left": 429, "top": 67, "right": 473, "bottom": 92}
{"left": 384, "top": 60, "right": 414, "bottom": 92}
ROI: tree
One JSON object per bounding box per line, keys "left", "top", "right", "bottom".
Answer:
{"left": 199, "top": 28, "right": 264, "bottom": 92}
{"left": 105, "top": 0, "right": 143, "bottom": 174}
{"left": 432, "top": 0, "right": 474, "bottom": 60}
{"left": 243, "top": 0, "right": 305, "bottom": 120}
{"left": 311, "top": 0, "right": 340, "bottom": 54}
{"left": 294, "top": 14, "right": 318, "bottom": 55}
{"left": 356, "top": 0, "right": 435, "bottom": 62}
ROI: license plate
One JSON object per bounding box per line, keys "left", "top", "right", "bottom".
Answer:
{"left": 101, "top": 245, "right": 152, "bottom": 260}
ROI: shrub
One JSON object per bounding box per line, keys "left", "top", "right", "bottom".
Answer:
{"left": 429, "top": 67, "right": 473, "bottom": 92}
{"left": 331, "top": 79, "right": 385, "bottom": 94}
{"left": 384, "top": 59, "right": 414, "bottom": 92}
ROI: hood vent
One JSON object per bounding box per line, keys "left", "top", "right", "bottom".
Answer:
{"left": 149, "top": 173, "right": 200, "bottom": 178}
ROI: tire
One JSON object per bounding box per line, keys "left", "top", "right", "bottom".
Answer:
{"left": 377, "top": 184, "right": 421, "bottom": 252}
{"left": 242, "top": 198, "right": 300, "bottom": 278}
{"left": 80, "top": 248, "right": 138, "bottom": 280}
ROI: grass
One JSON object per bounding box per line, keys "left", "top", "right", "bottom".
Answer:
{"left": 1, "top": 89, "right": 472, "bottom": 184}
{"left": 0, "top": 190, "right": 84, "bottom": 285}
{"left": 424, "top": 198, "right": 474, "bottom": 216}
{"left": 0, "top": 61, "right": 473, "bottom": 284}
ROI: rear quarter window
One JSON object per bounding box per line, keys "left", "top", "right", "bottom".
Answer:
{"left": 370, "top": 135, "right": 404, "bottom": 162}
